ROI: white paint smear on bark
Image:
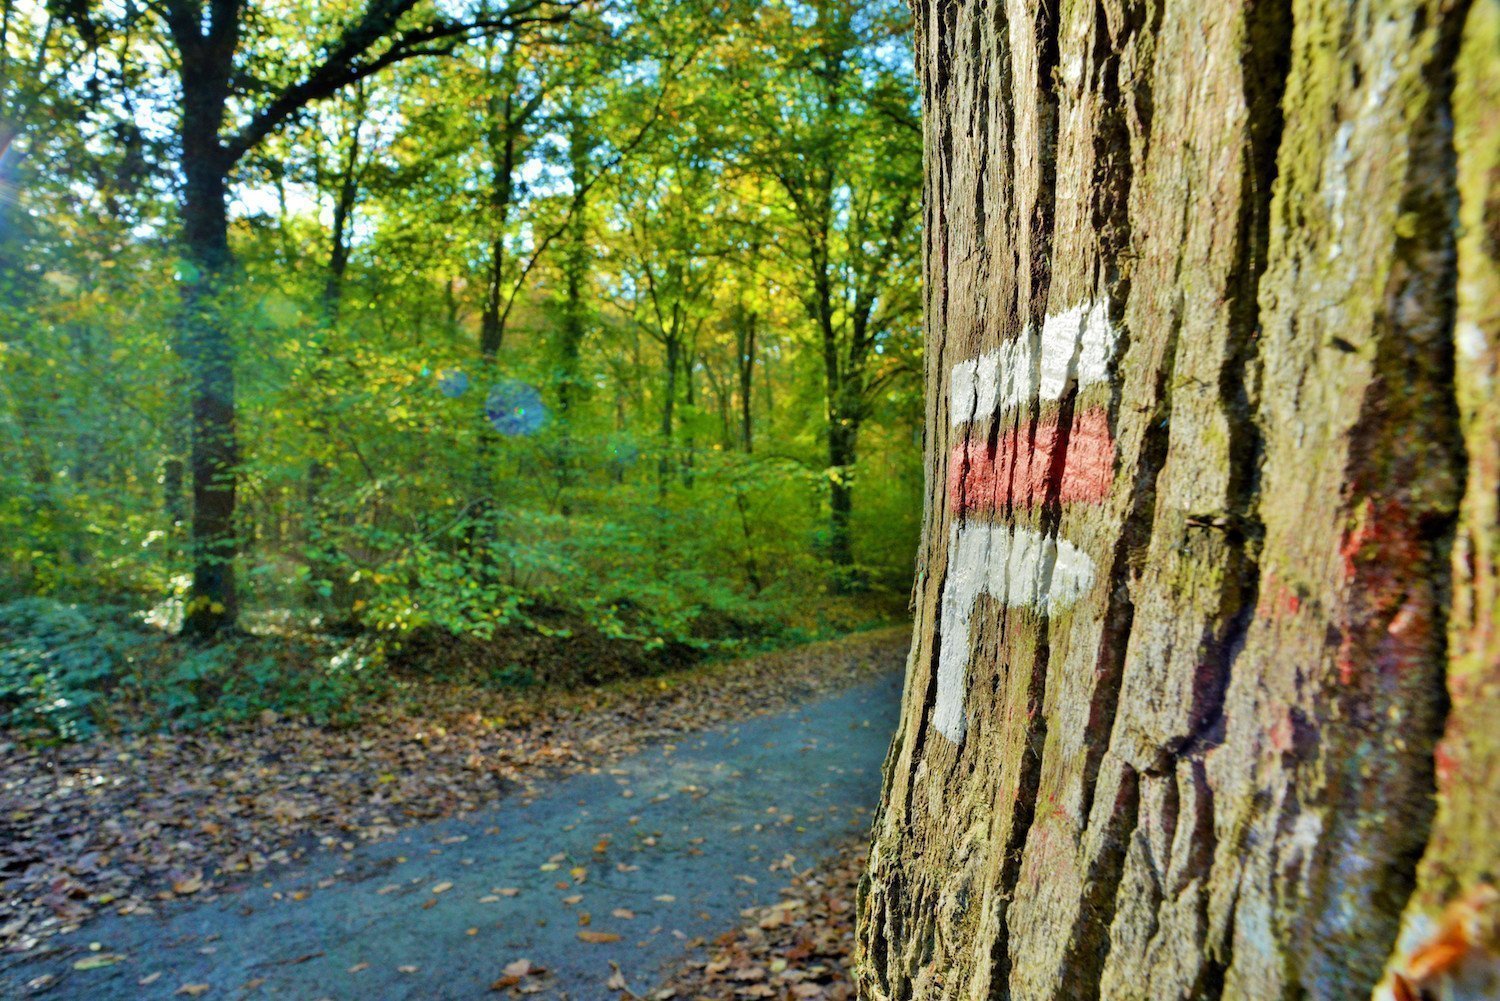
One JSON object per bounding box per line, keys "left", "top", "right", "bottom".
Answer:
{"left": 933, "top": 523, "right": 1095, "bottom": 744}
{"left": 948, "top": 299, "right": 1116, "bottom": 427}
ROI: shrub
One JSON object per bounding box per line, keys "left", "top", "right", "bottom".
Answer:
{"left": 0, "top": 598, "right": 380, "bottom": 742}
{"left": 0, "top": 599, "right": 144, "bottom": 741}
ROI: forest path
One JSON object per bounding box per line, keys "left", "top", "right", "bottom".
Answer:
{"left": 2, "top": 672, "right": 902, "bottom": 1000}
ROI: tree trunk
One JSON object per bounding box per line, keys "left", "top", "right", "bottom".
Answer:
{"left": 178, "top": 70, "right": 239, "bottom": 637}
{"left": 308, "top": 93, "right": 366, "bottom": 614}
{"left": 324, "top": 87, "right": 365, "bottom": 318}
{"left": 480, "top": 73, "right": 518, "bottom": 362}
{"left": 736, "top": 304, "right": 757, "bottom": 452}
{"left": 857, "top": 2, "right": 1499, "bottom": 1000}
{"left": 683, "top": 350, "right": 697, "bottom": 489}
{"left": 827, "top": 413, "right": 857, "bottom": 575}
{"left": 557, "top": 107, "right": 590, "bottom": 418}
{"left": 817, "top": 282, "right": 861, "bottom": 578}
{"left": 658, "top": 330, "right": 679, "bottom": 496}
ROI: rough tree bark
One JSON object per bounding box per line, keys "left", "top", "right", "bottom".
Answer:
{"left": 856, "top": 1, "right": 1499, "bottom": 1000}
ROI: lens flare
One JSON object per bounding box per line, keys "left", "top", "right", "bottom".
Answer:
{"left": 485, "top": 380, "right": 546, "bottom": 436}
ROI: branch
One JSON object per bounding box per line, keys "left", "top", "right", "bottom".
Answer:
{"left": 223, "top": 0, "right": 582, "bottom": 166}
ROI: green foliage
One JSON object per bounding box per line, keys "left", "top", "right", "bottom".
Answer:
{"left": 0, "top": 599, "right": 378, "bottom": 742}
{"left": 0, "top": 0, "right": 923, "bottom": 736}
{"left": 0, "top": 599, "right": 134, "bottom": 740}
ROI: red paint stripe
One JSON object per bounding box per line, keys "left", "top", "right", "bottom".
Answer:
{"left": 948, "top": 406, "right": 1115, "bottom": 515}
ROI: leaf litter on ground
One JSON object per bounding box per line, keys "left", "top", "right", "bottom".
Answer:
{"left": 0, "top": 629, "right": 904, "bottom": 955}
{"left": 654, "top": 838, "right": 867, "bottom": 1001}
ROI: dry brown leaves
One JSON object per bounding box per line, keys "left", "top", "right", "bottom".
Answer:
{"left": 654, "top": 839, "right": 867, "bottom": 1001}
{"left": 0, "top": 628, "right": 905, "bottom": 955}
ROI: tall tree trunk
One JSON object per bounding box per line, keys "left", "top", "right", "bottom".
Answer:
{"left": 657, "top": 331, "right": 679, "bottom": 496}
{"left": 683, "top": 350, "right": 697, "bottom": 489}
{"left": 554, "top": 106, "right": 590, "bottom": 515}
{"left": 557, "top": 108, "right": 589, "bottom": 417}
{"left": 470, "top": 48, "right": 521, "bottom": 559}
{"left": 857, "top": 2, "right": 1498, "bottom": 1000}
{"left": 178, "top": 67, "right": 239, "bottom": 637}
{"left": 480, "top": 61, "right": 518, "bottom": 363}
{"left": 323, "top": 87, "right": 365, "bottom": 318}
{"left": 308, "top": 95, "right": 366, "bottom": 617}
{"left": 826, "top": 411, "right": 857, "bottom": 575}
{"left": 736, "top": 304, "right": 757, "bottom": 452}
{"left": 817, "top": 287, "right": 859, "bottom": 578}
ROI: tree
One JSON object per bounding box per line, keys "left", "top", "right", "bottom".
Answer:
{"left": 727, "top": 0, "right": 921, "bottom": 580}
{"left": 617, "top": 154, "right": 722, "bottom": 493}
{"left": 62, "top": 0, "right": 578, "bottom": 635}
{"left": 857, "top": 1, "right": 1498, "bottom": 999}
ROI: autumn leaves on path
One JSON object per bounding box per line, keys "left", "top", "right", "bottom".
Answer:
{"left": 0, "top": 652, "right": 903, "bottom": 1000}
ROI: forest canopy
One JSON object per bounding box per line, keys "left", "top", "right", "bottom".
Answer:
{"left": 0, "top": 0, "right": 923, "bottom": 736}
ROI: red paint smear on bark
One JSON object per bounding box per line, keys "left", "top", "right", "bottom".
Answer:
{"left": 1258, "top": 571, "right": 1304, "bottom": 621}
{"left": 1268, "top": 710, "right": 1295, "bottom": 755}
{"left": 1434, "top": 740, "right": 1458, "bottom": 792}
{"left": 1335, "top": 498, "right": 1431, "bottom": 685}
{"left": 948, "top": 406, "right": 1115, "bottom": 515}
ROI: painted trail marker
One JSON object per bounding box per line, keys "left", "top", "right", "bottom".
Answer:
{"left": 934, "top": 299, "right": 1119, "bottom": 744}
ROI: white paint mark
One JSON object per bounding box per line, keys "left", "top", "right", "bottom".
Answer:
{"left": 948, "top": 299, "right": 1117, "bottom": 427}
{"left": 1458, "top": 321, "right": 1493, "bottom": 391}
{"left": 1041, "top": 299, "right": 1117, "bottom": 400}
{"left": 1323, "top": 121, "right": 1354, "bottom": 262}
{"left": 933, "top": 523, "right": 1096, "bottom": 744}
{"left": 1458, "top": 321, "right": 1488, "bottom": 362}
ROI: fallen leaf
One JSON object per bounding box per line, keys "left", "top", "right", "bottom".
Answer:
{"left": 578, "top": 931, "right": 622, "bottom": 944}
{"left": 175, "top": 985, "right": 211, "bottom": 997}
{"left": 613, "top": 908, "right": 636, "bottom": 919}
{"left": 172, "top": 875, "right": 204, "bottom": 895}
{"left": 430, "top": 881, "right": 453, "bottom": 895}
{"left": 491, "top": 957, "right": 547, "bottom": 989}
{"left": 73, "top": 954, "right": 127, "bottom": 970}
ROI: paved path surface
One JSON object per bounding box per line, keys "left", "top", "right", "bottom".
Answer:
{"left": 2, "top": 672, "right": 902, "bottom": 1000}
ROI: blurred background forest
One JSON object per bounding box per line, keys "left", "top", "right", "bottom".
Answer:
{"left": 0, "top": 0, "right": 922, "bottom": 740}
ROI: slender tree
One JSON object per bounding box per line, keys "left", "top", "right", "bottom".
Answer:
{"left": 729, "top": 0, "right": 921, "bottom": 580}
